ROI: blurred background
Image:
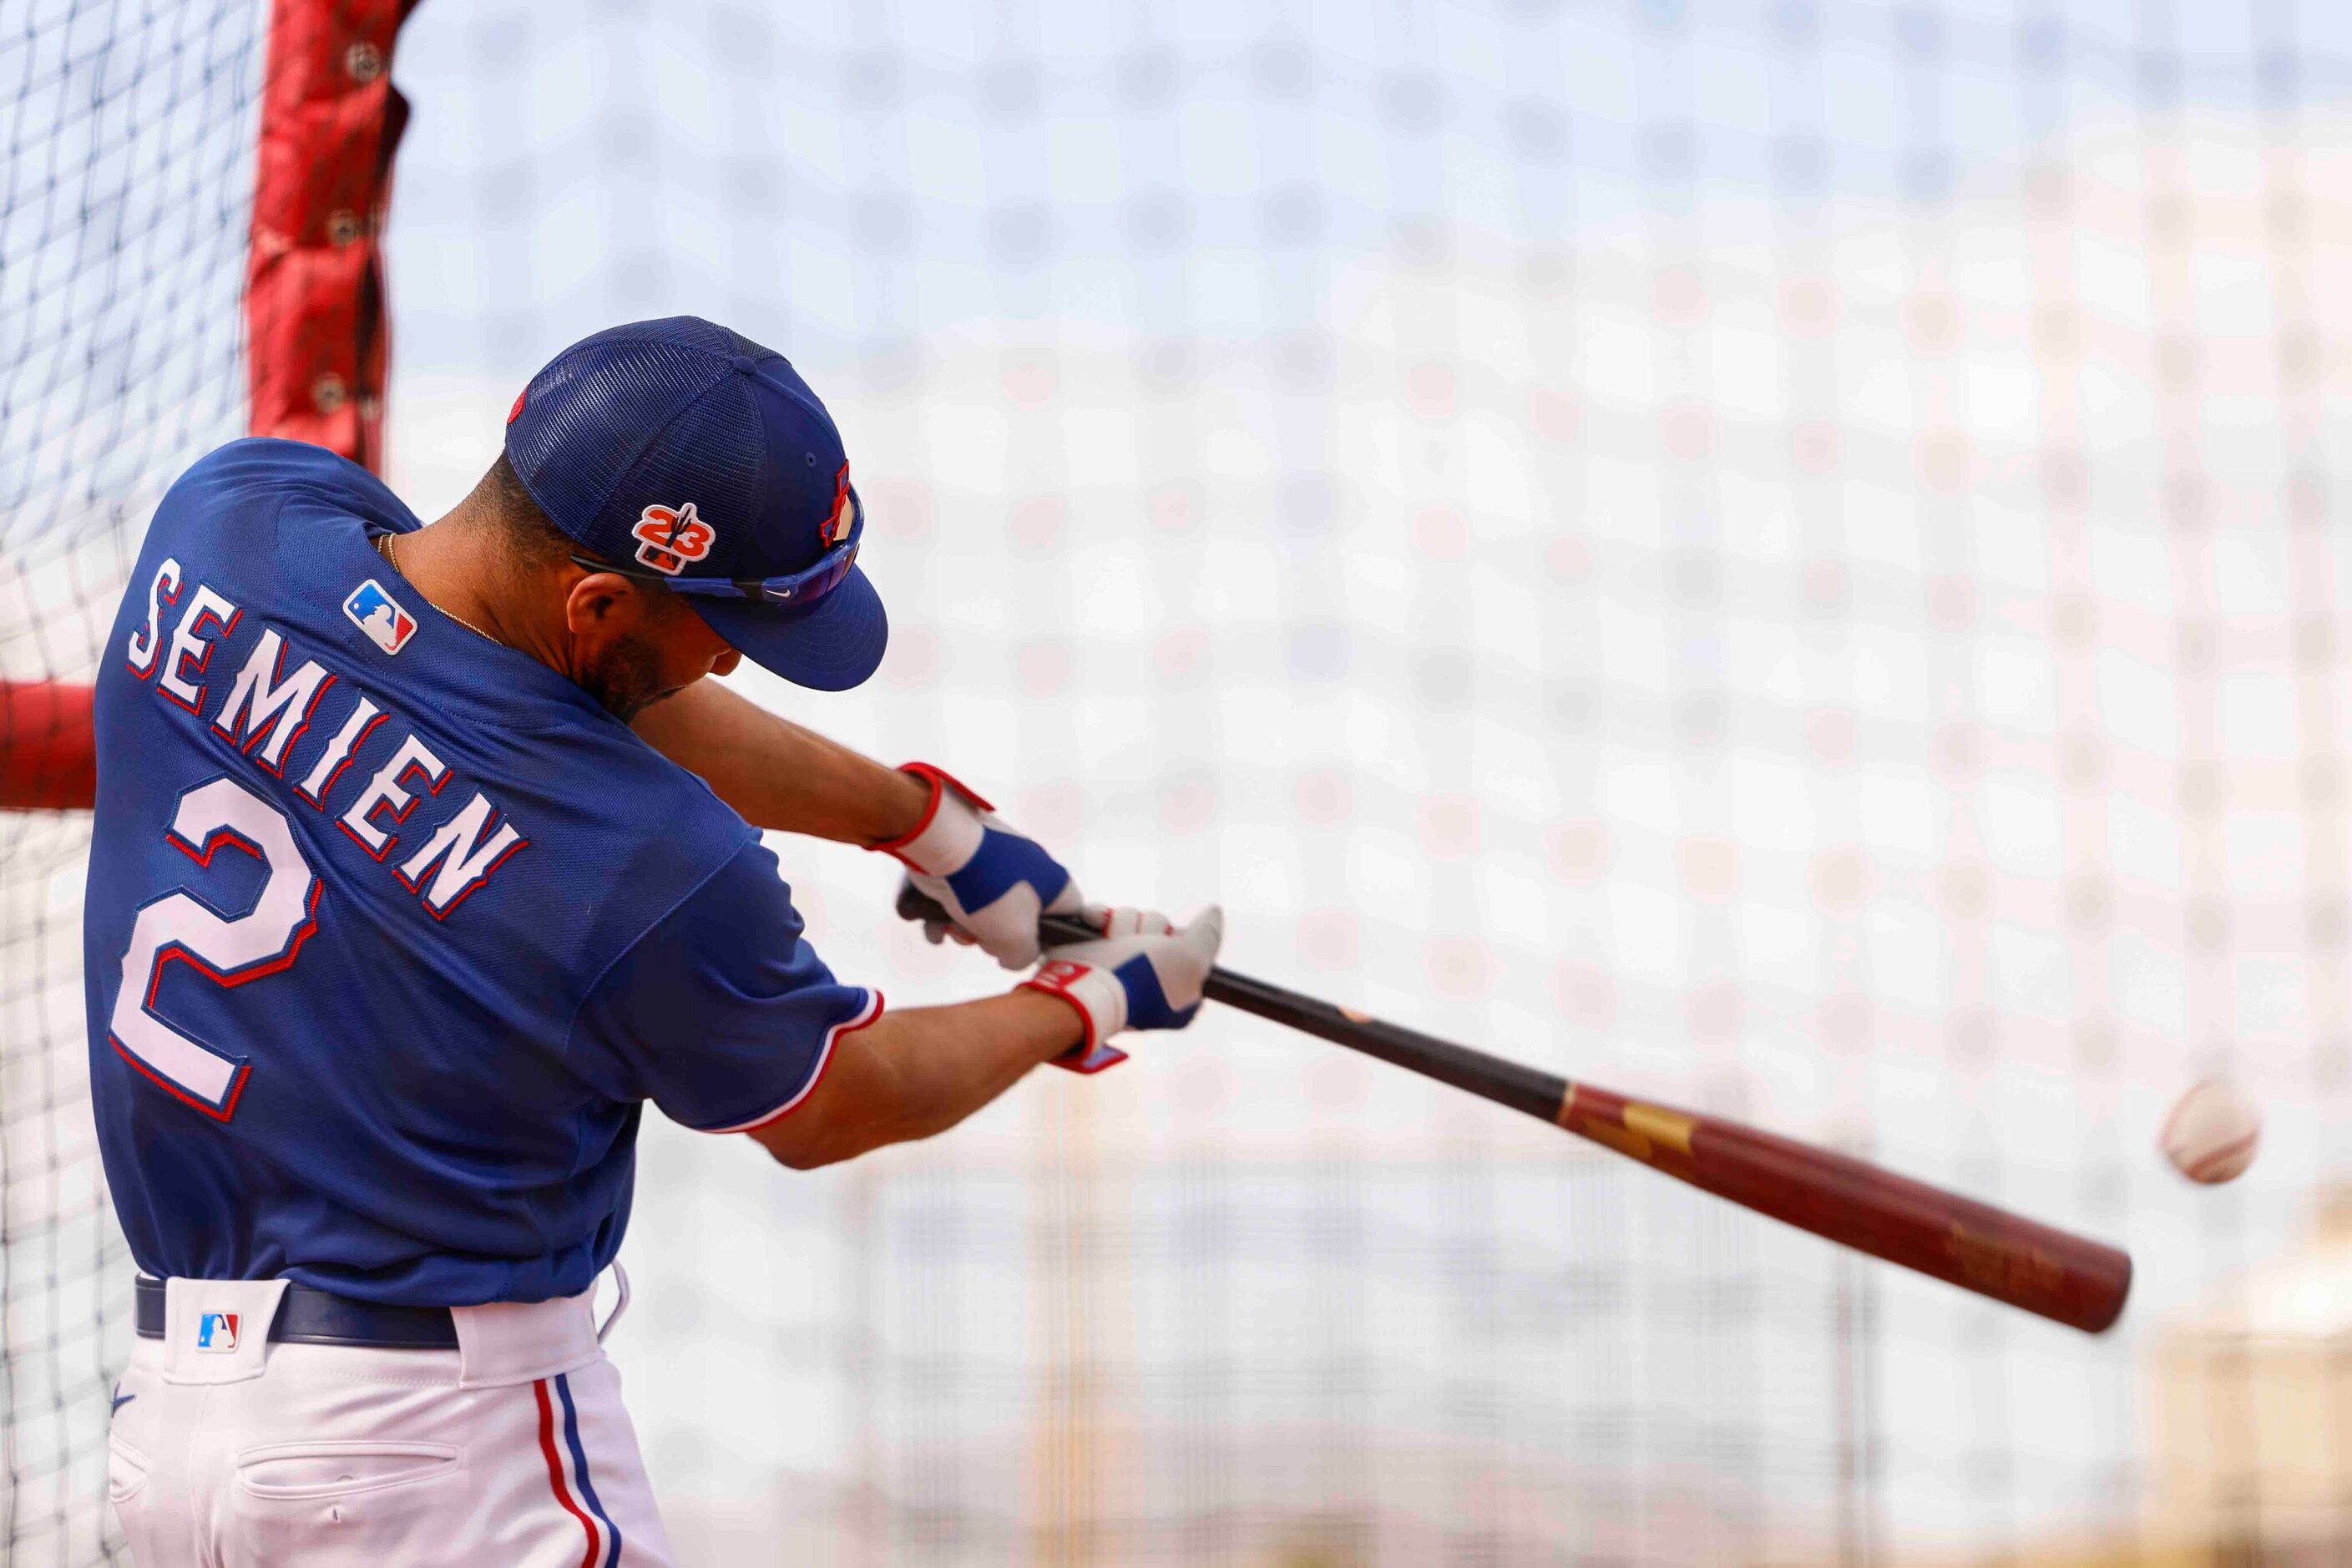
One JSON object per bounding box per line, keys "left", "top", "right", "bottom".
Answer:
{"left": 7, "top": 0, "right": 2352, "bottom": 1562}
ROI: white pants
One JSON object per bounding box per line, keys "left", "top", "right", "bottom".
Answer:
{"left": 108, "top": 1277, "right": 675, "bottom": 1567}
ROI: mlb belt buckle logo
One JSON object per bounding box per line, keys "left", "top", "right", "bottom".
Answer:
{"left": 344, "top": 578, "right": 417, "bottom": 655}
{"left": 195, "top": 1312, "right": 240, "bottom": 1353}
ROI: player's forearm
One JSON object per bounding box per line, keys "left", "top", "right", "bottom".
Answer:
{"left": 629, "top": 680, "right": 927, "bottom": 844}
{"left": 748, "top": 991, "right": 1084, "bottom": 1170}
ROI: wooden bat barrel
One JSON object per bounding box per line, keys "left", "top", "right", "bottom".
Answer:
{"left": 898, "top": 888, "right": 2136, "bottom": 1334}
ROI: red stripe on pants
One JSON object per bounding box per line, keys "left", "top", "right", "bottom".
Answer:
{"left": 534, "top": 1377, "right": 600, "bottom": 1568}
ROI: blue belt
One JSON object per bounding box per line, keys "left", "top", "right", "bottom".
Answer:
{"left": 134, "top": 1276, "right": 458, "bottom": 1350}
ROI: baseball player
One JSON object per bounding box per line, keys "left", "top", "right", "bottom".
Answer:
{"left": 85, "top": 316, "right": 1222, "bottom": 1565}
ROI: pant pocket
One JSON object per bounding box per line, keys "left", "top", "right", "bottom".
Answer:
{"left": 109, "top": 1435, "right": 153, "bottom": 1505}
{"left": 108, "top": 1437, "right": 160, "bottom": 1561}
{"left": 236, "top": 1440, "right": 460, "bottom": 1500}
{"left": 230, "top": 1440, "right": 463, "bottom": 1563}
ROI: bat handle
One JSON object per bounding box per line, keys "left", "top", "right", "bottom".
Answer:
{"left": 893, "top": 883, "right": 1127, "bottom": 1072}
{"left": 893, "top": 881, "right": 1100, "bottom": 948}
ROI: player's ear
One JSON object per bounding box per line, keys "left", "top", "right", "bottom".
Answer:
{"left": 562, "top": 570, "right": 651, "bottom": 636}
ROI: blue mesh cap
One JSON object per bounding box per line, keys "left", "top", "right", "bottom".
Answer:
{"left": 503, "top": 316, "right": 887, "bottom": 691}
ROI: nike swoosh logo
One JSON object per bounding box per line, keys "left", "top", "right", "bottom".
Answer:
{"left": 110, "top": 1389, "right": 134, "bottom": 1415}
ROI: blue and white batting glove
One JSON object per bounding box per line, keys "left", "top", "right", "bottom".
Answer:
{"left": 1020, "top": 905, "right": 1225, "bottom": 1074}
{"left": 876, "top": 763, "right": 1083, "bottom": 971}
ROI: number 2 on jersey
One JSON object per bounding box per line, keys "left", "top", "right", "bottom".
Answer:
{"left": 110, "top": 776, "right": 319, "bottom": 1119}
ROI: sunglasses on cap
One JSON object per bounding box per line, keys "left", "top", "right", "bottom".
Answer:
{"left": 569, "top": 489, "right": 862, "bottom": 606}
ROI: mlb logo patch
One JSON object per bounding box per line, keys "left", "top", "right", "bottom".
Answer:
{"left": 195, "top": 1312, "right": 240, "bottom": 1353}
{"left": 344, "top": 578, "right": 417, "bottom": 655}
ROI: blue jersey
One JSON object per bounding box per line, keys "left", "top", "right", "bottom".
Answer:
{"left": 83, "top": 439, "right": 876, "bottom": 1307}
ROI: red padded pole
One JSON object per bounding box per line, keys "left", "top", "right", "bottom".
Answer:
{"left": 246, "top": 0, "right": 420, "bottom": 470}
{"left": 0, "top": 682, "right": 98, "bottom": 812}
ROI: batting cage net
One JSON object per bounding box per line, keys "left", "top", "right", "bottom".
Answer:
{"left": 3, "top": 3, "right": 262, "bottom": 1560}
{"left": 7, "top": 1, "right": 2352, "bottom": 1564}
{"left": 3, "top": 0, "right": 407, "bottom": 1559}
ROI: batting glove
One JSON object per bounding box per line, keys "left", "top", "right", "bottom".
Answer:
{"left": 875, "top": 763, "right": 1082, "bottom": 971}
{"left": 1021, "top": 905, "right": 1225, "bottom": 1073}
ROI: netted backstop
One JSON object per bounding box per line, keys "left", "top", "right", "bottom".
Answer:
{"left": 8, "top": 2, "right": 2352, "bottom": 1563}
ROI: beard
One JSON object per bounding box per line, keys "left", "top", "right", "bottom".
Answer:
{"left": 579, "top": 633, "right": 670, "bottom": 722}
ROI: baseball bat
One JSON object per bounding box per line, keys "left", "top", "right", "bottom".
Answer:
{"left": 897, "top": 886, "right": 2132, "bottom": 1334}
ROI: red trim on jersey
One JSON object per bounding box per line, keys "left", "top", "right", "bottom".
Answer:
{"left": 703, "top": 989, "right": 886, "bottom": 1134}
{"left": 158, "top": 605, "right": 240, "bottom": 716}
{"left": 220, "top": 638, "right": 336, "bottom": 778}
{"left": 109, "top": 873, "right": 321, "bottom": 1121}
{"left": 299, "top": 707, "right": 387, "bottom": 810}
{"left": 413, "top": 830, "right": 529, "bottom": 918}
{"left": 124, "top": 567, "right": 184, "bottom": 681}
{"left": 109, "top": 1040, "right": 252, "bottom": 1123}
{"left": 338, "top": 748, "right": 448, "bottom": 862}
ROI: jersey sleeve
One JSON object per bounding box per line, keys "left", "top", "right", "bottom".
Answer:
{"left": 566, "top": 839, "right": 882, "bottom": 1132}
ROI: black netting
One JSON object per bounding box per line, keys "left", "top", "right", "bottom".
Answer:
{"left": 379, "top": 4, "right": 2352, "bottom": 1560}
{"left": 3, "top": 3, "right": 266, "bottom": 1560}
{"left": 10, "top": 2, "right": 2352, "bottom": 1564}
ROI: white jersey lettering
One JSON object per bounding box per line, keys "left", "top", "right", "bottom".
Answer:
{"left": 124, "top": 559, "right": 183, "bottom": 676}
{"left": 295, "top": 695, "right": 384, "bottom": 808}
{"left": 338, "top": 733, "right": 449, "bottom": 861}
{"left": 396, "top": 793, "right": 529, "bottom": 918}
{"left": 155, "top": 584, "right": 240, "bottom": 713}
{"left": 109, "top": 776, "right": 318, "bottom": 1119}
{"left": 211, "top": 628, "right": 336, "bottom": 775}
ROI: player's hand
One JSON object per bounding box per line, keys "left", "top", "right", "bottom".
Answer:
{"left": 875, "top": 763, "right": 1082, "bottom": 970}
{"left": 1020, "top": 904, "right": 1224, "bottom": 1070}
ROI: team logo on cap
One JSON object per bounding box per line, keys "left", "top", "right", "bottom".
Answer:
{"left": 631, "top": 503, "right": 716, "bottom": 576}
{"left": 823, "top": 463, "right": 854, "bottom": 546}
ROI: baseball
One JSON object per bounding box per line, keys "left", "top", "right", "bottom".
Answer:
{"left": 2158, "top": 1079, "right": 2262, "bottom": 1185}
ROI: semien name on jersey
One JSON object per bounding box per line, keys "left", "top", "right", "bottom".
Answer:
{"left": 122, "top": 555, "right": 529, "bottom": 919}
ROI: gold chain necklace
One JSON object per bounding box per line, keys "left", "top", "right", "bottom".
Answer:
{"left": 376, "top": 532, "right": 502, "bottom": 645}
